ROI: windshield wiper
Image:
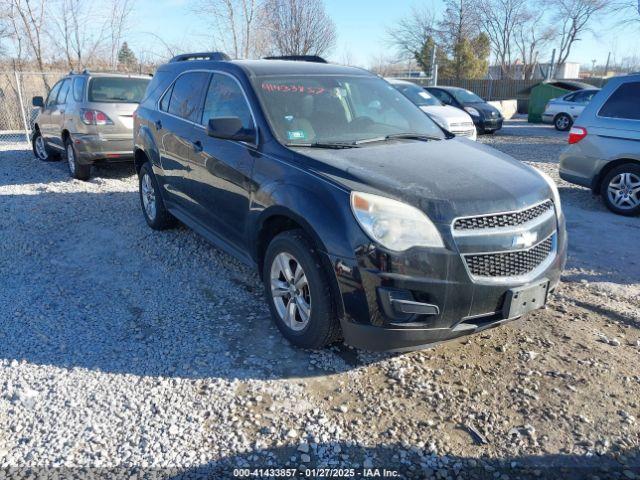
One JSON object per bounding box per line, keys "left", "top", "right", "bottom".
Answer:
{"left": 285, "top": 142, "right": 358, "bottom": 149}
{"left": 353, "top": 133, "right": 444, "bottom": 145}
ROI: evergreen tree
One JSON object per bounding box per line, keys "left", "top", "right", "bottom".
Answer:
{"left": 117, "top": 42, "right": 137, "bottom": 71}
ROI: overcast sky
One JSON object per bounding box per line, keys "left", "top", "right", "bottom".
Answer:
{"left": 129, "top": 0, "right": 640, "bottom": 68}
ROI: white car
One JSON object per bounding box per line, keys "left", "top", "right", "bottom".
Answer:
{"left": 542, "top": 88, "right": 600, "bottom": 131}
{"left": 387, "top": 78, "right": 477, "bottom": 140}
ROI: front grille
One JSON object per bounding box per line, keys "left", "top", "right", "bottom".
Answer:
{"left": 464, "top": 236, "right": 554, "bottom": 278}
{"left": 454, "top": 200, "right": 554, "bottom": 231}
{"left": 450, "top": 122, "right": 474, "bottom": 128}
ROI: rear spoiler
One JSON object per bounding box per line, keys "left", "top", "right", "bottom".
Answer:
{"left": 170, "top": 52, "right": 230, "bottom": 63}
{"left": 263, "top": 55, "right": 327, "bottom": 63}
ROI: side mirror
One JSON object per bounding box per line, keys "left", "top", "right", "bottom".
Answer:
{"left": 207, "top": 117, "right": 256, "bottom": 143}
{"left": 32, "top": 96, "right": 44, "bottom": 107}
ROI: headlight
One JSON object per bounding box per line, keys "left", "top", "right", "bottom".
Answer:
{"left": 464, "top": 106, "right": 480, "bottom": 117}
{"left": 350, "top": 192, "right": 444, "bottom": 251}
{"left": 537, "top": 169, "right": 562, "bottom": 217}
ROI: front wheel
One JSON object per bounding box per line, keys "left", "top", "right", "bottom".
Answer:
{"left": 65, "top": 139, "right": 91, "bottom": 180}
{"left": 601, "top": 164, "right": 640, "bottom": 216}
{"left": 554, "top": 113, "right": 572, "bottom": 131}
{"left": 263, "top": 229, "right": 341, "bottom": 349}
{"left": 32, "top": 130, "right": 58, "bottom": 161}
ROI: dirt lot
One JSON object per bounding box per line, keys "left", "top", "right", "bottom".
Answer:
{"left": 0, "top": 119, "right": 638, "bottom": 479}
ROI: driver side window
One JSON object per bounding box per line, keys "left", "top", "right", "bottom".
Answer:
{"left": 201, "top": 74, "right": 253, "bottom": 130}
{"left": 45, "top": 82, "right": 62, "bottom": 108}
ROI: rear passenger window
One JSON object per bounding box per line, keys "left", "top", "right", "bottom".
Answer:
{"left": 598, "top": 82, "right": 640, "bottom": 120}
{"left": 73, "top": 77, "right": 86, "bottom": 102}
{"left": 201, "top": 74, "right": 253, "bottom": 129}
{"left": 167, "top": 72, "right": 210, "bottom": 122}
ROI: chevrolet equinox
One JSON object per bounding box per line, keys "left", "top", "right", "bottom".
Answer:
{"left": 133, "top": 53, "right": 567, "bottom": 351}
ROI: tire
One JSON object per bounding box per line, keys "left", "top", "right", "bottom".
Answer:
{"left": 138, "top": 162, "right": 176, "bottom": 229}
{"left": 263, "top": 229, "right": 341, "bottom": 349}
{"left": 554, "top": 113, "right": 572, "bottom": 131}
{"left": 600, "top": 164, "right": 640, "bottom": 216}
{"left": 32, "top": 130, "right": 59, "bottom": 161}
{"left": 65, "top": 138, "right": 91, "bottom": 180}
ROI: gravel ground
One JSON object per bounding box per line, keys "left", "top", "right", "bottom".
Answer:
{"left": 0, "top": 119, "right": 639, "bottom": 480}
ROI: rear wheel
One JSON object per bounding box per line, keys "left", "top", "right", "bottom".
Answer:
{"left": 138, "top": 162, "right": 176, "bottom": 229}
{"left": 65, "top": 138, "right": 91, "bottom": 180}
{"left": 601, "top": 164, "right": 640, "bottom": 216}
{"left": 263, "top": 229, "right": 341, "bottom": 349}
{"left": 554, "top": 113, "right": 572, "bottom": 131}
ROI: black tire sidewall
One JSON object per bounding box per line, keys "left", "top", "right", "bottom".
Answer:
{"left": 263, "top": 230, "right": 337, "bottom": 349}
{"left": 601, "top": 164, "right": 640, "bottom": 216}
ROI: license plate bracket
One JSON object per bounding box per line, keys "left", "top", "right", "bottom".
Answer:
{"left": 503, "top": 280, "right": 550, "bottom": 319}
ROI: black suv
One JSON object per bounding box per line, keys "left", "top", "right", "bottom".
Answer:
{"left": 134, "top": 53, "right": 567, "bottom": 351}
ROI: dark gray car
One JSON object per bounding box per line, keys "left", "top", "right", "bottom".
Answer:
{"left": 31, "top": 71, "right": 150, "bottom": 180}
{"left": 559, "top": 74, "right": 640, "bottom": 215}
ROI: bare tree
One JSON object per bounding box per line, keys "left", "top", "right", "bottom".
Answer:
{"left": 6, "top": 0, "right": 50, "bottom": 88}
{"left": 546, "top": 0, "right": 611, "bottom": 70}
{"left": 50, "top": 0, "right": 106, "bottom": 70}
{"left": 196, "top": 0, "right": 263, "bottom": 59}
{"left": 387, "top": 5, "right": 437, "bottom": 62}
{"left": 514, "top": 8, "right": 555, "bottom": 79}
{"left": 260, "top": 0, "right": 336, "bottom": 57}
{"left": 477, "top": 0, "right": 529, "bottom": 78}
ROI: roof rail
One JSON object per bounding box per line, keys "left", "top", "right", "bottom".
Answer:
{"left": 169, "top": 52, "right": 230, "bottom": 63}
{"left": 263, "top": 55, "right": 327, "bottom": 63}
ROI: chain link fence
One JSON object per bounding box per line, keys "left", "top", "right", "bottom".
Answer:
{"left": 0, "top": 71, "right": 66, "bottom": 145}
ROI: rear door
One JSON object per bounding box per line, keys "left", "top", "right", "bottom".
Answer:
{"left": 156, "top": 71, "right": 210, "bottom": 209}
{"left": 187, "top": 72, "right": 258, "bottom": 247}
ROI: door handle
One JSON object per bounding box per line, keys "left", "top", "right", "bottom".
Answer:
{"left": 154, "top": 120, "right": 162, "bottom": 130}
{"left": 191, "top": 140, "right": 203, "bottom": 152}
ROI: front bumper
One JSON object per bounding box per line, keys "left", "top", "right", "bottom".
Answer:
{"left": 329, "top": 216, "right": 567, "bottom": 352}
{"left": 478, "top": 117, "right": 503, "bottom": 131}
{"left": 72, "top": 134, "right": 134, "bottom": 164}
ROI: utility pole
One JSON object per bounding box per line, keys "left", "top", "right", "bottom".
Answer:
{"left": 430, "top": 46, "right": 438, "bottom": 86}
{"left": 603, "top": 51, "right": 611, "bottom": 78}
{"left": 548, "top": 49, "right": 556, "bottom": 80}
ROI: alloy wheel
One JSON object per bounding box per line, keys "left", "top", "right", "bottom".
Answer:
{"left": 35, "top": 136, "right": 48, "bottom": 160}
{"left": 607, "top": 172, "right": 640, "bottom": 210}
{"left": 270, "top": 252, "right": 312, "bottom": 331}
{"left": 141, "top": 173, "right": 157, "bottom": 221}
{"left": 555, "top": 115, "right": 570, "bottom": 130}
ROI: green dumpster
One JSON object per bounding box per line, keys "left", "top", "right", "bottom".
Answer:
{"left": 528, "top": 82, "right": 570, "bottom": 123}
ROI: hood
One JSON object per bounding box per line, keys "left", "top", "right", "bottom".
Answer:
{"left": 464, "top": 102, "right": 501, "bottom": 119}
{"left": 296, "top": 139, "right": 551, "bottom": 223}
{"left": 419, "top": 105, "right": 473, "bottom": 125}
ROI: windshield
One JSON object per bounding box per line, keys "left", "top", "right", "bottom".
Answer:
{"left": 88, "top": 77, "right": 150, "bottom": 103}
{"left": 253, "top": 75, "right": 445, "bottom": 145}
{"left": 450, "top": 88, "right": 484, "bottom": 104}
{"left": 392, "top": 82, "right": 442, "bottom": 107}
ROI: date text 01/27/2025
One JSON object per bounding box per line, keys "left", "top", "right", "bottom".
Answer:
{"left": 232, "top": 468, "right": 401, "bottom": 477}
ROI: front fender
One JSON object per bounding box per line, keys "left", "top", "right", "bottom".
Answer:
{"left": 250, "top": 181, "right": 358, "bottom": 261}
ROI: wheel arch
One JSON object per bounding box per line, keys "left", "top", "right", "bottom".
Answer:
{"left": 593, "top": 158, "right": 640, "bottom": 194}
{"left": 254, "top": 206, "right": 346, "bottom": 319}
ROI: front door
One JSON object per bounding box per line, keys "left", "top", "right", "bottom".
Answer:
{"left": 39, "top": 80, "right": 63, "bottom": 145}
{"left": 49, "top": 78, "right": 71, "bottom": 149}
{"left": 188, "top": 72, "right": 258, "bottom": 248}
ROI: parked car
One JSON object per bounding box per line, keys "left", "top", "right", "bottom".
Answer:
{"left": 387, "top": 79, "right": 477, "bottom": 140}
{"left": 424, "top": 86, "right": 503, "bottom": 134}
{"left": 134, "top": 52, "right": 566, "bottom": 351}
{"left": 542, "top": 88, "right": 600, "bottom": 131}
{"left": 31, "top": 71, "right": 151, "bottom": 180}
{"left": 559, "top": 74, "right": 640, "bottom": 216}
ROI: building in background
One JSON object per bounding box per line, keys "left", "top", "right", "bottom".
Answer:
{"left": 487, "top": 62, "right": 581, "bottom": 80}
